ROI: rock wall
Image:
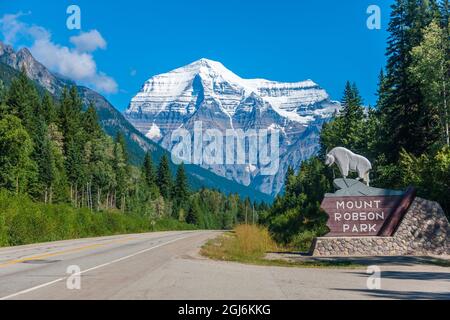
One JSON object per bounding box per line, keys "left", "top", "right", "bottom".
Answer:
{"left": 312, "top": 197, "right": 450, "bottom": 256}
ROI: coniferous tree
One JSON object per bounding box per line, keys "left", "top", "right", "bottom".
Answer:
{"left": 0, "top": 79, "right": 6, "bottom": 111}
{"left": 320, "top": 82, "right": 366, "bottom": 155}
{"left": 39, "top": 92, "right": 57, "bottom": 125}
{"left": 284, "top": 166, "right": 295, "bottom": 195}
{"left": 0, "top": 115, "right": 35, "bottom": 194}
{"left": 157, "top": 154, "right": 172, "bottom": 199}
{"left": 47, "top": 123, "right": 68, "bottom": 203}
{"left": 113, "top": 133, "right": 128, "bottom": 211}
{"left": 33, "top": 119, "right": 55, "bottom": 202}
{"left": 409, "top": 19, "right": 449, "bottom": 146}
{"left": 83, "top": 102, "right": 102, "bottom": 138}
{"left": 142, "top": 152, "right": 156, "bottom": 187}
{"left": 6, "top": 69, "right": 40, "bottom": 132}
{"left": 173, "top": 163, "right": 189, "bottom": 216}
{"left": 115, "top": 132, "right": 129, "bottom": 164}
{"left": 379, "top": 0, "right": 440, "bottom": 160}
{"left": 58, "top": 86, "right": 85, "bottom": 205}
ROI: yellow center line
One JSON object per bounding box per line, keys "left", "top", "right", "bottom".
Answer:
{"left": 0, "top": 236, "right": 138, "bottom": 268}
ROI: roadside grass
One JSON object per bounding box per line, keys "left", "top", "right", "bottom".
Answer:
{"left": 200, "top": 225, "right": 363, "bottom": 269}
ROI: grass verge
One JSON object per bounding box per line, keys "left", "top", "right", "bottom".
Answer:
{"left": 200, "top": 225, "right": 363, "bottom": 269}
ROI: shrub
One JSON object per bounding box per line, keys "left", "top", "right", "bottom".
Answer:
{"left": 201, "top": 224, "right": 276, "bottom": 262}
{"left": 289, "top": 230, "right": 318, "bottom": 252}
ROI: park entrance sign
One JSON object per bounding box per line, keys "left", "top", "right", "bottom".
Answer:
{"left": 311, "top": 147, "right": 449, "bottom": 256}
{"left": 321, "top": 147, "right": 416, "bottom": 237}
{"left": 320, "top": 179, "right": 416, "bottom": 237}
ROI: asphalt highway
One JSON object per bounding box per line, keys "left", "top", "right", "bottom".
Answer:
{"left": 0, "top": 231, "right": 448, "bottom": 300}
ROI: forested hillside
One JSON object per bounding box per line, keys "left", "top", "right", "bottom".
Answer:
{"left": 0, "top": 49, "right": 273, "bottom": 204}
{"left": 0, "top": 71, "right": 261, "bottom": 246}
{"left": 261, "top": 0, "right": 450, "bottom": 251}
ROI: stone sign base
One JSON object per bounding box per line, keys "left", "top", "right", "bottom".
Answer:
{"left": 311, "top": 197, "right": 450, "bottom": 256}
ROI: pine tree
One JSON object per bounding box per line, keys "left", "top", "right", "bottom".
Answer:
{"left": 0, "top": 115, "right": 35, "bottom": 194}
{"left": 284, "top": 166, "right": 295, "bottom": 195}
{"left": 320, "top": 82, "right": 366, "bottom": 155}
{"left": 83, "top": 102, "right": 102, "bottom": 138}
{"left": 340, "top": 82, "right": 366, "bottom": 153}
{"left": 6, "top": 68, "right": 40, "bottom": 132}
{"left": 113, "top": 134, "right": 128, "bottom": 211}
{"left": 33, "top": 119, "right": 55, "bottom": 201}
{"left": 84, "top": 135, "right": 115, "bottom": 210}
{"left": 157, "top": 154, "right": 172, "bottom": 199}
{"left": 47, "top": 123, "right": 68, "bottom": 203}
{"left": 380, "top": 0, "right": 440, "bottom": 160}
{"left": 115, "top": 132, "right": 129, "bottom": 164}
{"left": 39, "top": 92, "right": 57, "bottom": 125}
{"left": 186, "top": 197, "right": 200, "bottom": 225}
{"left": 0, "top": 79, "right": 6, "bottom": 110}
{"left": 173, "top": 163, "right": 189, "bottom": 206}
{"left": 142, "top": 152, "right": 156, "bottom": 187}
{"left": 409, "top": 19, "right": 449, "bottom": 146}
{"left": 58, "top": 86, "right": 85, "bottom": 205}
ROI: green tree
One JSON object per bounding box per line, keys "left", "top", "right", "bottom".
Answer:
{"left": 113, "top": 133, "right": 129, "bottom": 211}
{"left": 33, "top": 120, "right": 56, "bottom": 202}
{"left": 142, "top": 152, "right": 156, "bottom": 187}
{"left": 115, "top": 132, "right": 129, "bottom": 164}
{"left": 157, "top": 154, "right": 172, "bottom": 199}
{"left": 173, "top": 163, "right": 189, "bottom": 219}
{"left": 39, "top": 92, "right": 57, "bottom": 125}
{"left": 284, "top": 166, "right": 295, "bottom": 194}
{"left": 0, "top": 79, "right": 6, "bottom": 109}
{"left": 84, "top": 135, "right": 115, "bottom": 210}
{"left": 409, "top": 19, "right": 449, "bottom": 146}
{"left": 0, "top": 115, "right": 35, "bottom": 194}
{"left": 83, "top": 102, "right": 102, "bottom": 138}
{"left": 261, "top": 157, "right": 331, "bottom": 248}
{"left": 320, "top": 82, "right": 367, "bottom": 156}
{"left": 58, "top": 87, "right": 85, "bottom": 205}
{"left": 379, "top": 0, "right": 440, "bottom": 161}
{"left": 6, "top": 69, "right": 40, "bottom": 132}
{"left": 47, "top": 123, "right": 69, "bottom": 203}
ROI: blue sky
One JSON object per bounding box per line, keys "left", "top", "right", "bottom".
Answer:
{"left": 0, "top": 0, "right": 392, "bottom": 110}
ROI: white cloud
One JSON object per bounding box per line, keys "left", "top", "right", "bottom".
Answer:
{"left": 0, "top": 13, "right": 118, "bottom": 94}
{"left": 70, "top": 30, "right": 106, "bottom": 52}
{"left": 0, "top": 12, "right": 29, "bottom": 44}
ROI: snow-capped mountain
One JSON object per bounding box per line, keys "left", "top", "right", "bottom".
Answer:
{"left": 125, "top": 58, "right": 340, "bottom": 196}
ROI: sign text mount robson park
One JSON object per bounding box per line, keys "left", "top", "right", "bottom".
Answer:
{"left": 322, "top": 193, "right": 409, "bottom": 236}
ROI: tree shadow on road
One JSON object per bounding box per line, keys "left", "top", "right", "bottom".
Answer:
{"left": 334, "top": 288, "right": 450, "bottom": 300}
{"left": 350, "top": 270, "right": 450, "bottom": 281}
{"left": 267, "top": 254, "right": 450, "bottom": 267}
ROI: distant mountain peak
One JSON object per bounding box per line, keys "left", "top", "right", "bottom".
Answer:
{"left": 125, "top": 59, "right": 341, "bottom": 196}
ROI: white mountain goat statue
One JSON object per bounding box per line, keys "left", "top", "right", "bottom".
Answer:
{"left": 325, "top": 147, "right": 372, "bottom": 186}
